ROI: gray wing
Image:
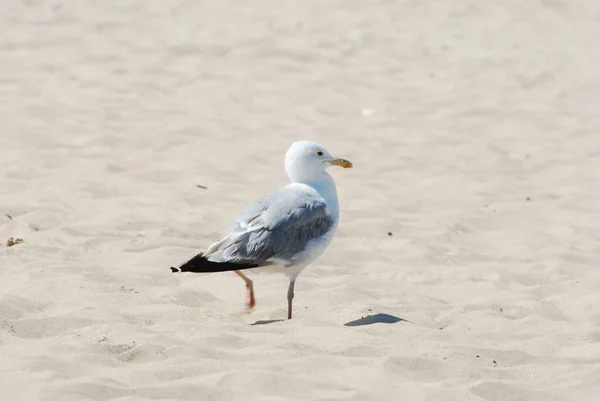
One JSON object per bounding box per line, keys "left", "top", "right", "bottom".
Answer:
{"left": 204, "top": 187, "right": 335, "bottom": 266}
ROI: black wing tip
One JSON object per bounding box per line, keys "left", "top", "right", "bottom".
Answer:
{"left": 171, "top": 253, "right": 259, "bottom": 274}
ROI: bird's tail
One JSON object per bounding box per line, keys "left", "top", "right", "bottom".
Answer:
{"left": 170, "top": 253, "right": 258, "bottom": 273}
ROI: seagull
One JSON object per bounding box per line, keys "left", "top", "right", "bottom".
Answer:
{"left": 170, "top": 141, "right": 352, "bottom": 319}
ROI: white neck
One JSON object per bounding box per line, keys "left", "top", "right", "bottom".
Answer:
{"left": 293, "top": 171, "right": 339, "bottom": 219}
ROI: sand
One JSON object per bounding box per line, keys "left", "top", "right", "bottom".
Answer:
{"left": 1, "top": 0, "right": 600, "bottom": 400}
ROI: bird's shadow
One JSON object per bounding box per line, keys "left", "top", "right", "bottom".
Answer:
{"left": 344, "top": 313, "right": 409, "bottom": 327}
{"left": 251, "top": 319, "right": 285, "bottom": 326}
{"left": 251, "top": 313, "right": 408, "bottom": 327}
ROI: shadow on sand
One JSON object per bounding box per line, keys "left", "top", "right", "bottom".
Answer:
{"left": 251, "top": 319, "right": 285, "bottom": 326}
{"left": 344, "top": 313, "right": 409, "bottom": 327}
{"left": 250, "top": 313, "right": 408, "bottom": 327}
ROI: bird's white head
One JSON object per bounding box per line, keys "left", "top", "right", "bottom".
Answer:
{"left": 284, "top": 141, "right": 353, "bottom": 183}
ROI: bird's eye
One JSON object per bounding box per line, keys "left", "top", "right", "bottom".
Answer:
{"left": 316, "top": 151, "right": 323, "bottom": 157}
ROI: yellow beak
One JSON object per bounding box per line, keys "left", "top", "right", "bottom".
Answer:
{"left": 329, "top": 158, "right": 353, "bottom": 169}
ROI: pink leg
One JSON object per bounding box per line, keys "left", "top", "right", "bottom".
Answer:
{"left": 234, "top": 270, "right": 255, "bottom": 309}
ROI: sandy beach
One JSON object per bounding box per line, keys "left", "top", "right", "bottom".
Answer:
{"left": 2, "top": 1, "right": 600, "bottom": 400}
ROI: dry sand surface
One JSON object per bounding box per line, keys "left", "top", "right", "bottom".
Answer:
{"left": 2, "top": 1, "right": 600, "bottom": 400}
